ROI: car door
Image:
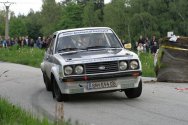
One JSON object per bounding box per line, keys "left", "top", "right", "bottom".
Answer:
{"left": 44, "top": 35, "right": 56, "bottom": 79}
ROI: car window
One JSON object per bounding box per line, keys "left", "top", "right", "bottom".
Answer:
{"left": 47, "top": 36, "right": 55, "bottom": 54}
{"left": 106, "top": 33, "right": 122, "bottom": 48}
{"left": 56, "top": 29, "right": 123, "bottom": 52}
{"left": 56, "top": 36, "right": 77, "bottom": 52}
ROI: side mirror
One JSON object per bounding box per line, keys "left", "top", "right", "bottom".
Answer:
{"left": 124, "top": 43, "right": 132, "bottom": 49}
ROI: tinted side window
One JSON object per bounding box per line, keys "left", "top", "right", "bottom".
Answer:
{"left": 106, "top": 33, "right": 122, "bottom": 48}
{"left": 47, "top": 36, "right": 56, "bottom": 54}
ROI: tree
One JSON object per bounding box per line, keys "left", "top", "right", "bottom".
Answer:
{"left": 25, "top": 11, "right": 43, "bottom": 40}
{"left": 9, "top": 16, "right": 27, "bottom": 38}
{"left": 82, "top": 0, "right": 102, "bottom": 26}
{"left": 104, "top": 0, "right": 129, "bottom": 40}
{"left": 0, "top": 10, "right": 5, "bottom": 36}
{"left": 40, "top": 0, "right": 62, "bottom": 36}
{"left": 0, "top": 0, "right": 187, "bottom": 42}
{"left": 130, "top": 12, "right": 158, "bottom": 41}
{"left": 58, "top": 2, "right": 83, "bottom": 29}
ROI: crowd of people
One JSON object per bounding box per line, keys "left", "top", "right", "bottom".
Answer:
{"left": 135, "top": 35, "right": 159, "bottom": 55}
{"left": 0, "top": 36, "right": 51, "bottom": 49}
{"left": 0, "top": 35, "right": 159, "bottom": 56}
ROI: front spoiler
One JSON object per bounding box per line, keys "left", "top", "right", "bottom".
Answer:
{"left": 58, "top": 76, "right": 141, "bottom": 94}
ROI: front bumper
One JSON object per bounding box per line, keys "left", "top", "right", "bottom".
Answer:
{"left": 58, "top": 72, "right": 142, "bottom": 94}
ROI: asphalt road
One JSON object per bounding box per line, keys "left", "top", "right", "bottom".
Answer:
{"left": 0, "top": 62, "right": 188, "bottom": 125}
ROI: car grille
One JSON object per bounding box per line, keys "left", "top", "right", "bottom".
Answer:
{"left": 85, "top": 61, "right": 119, "bottom": 74}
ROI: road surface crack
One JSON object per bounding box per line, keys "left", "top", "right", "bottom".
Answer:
{"left": 0, "top": 70, "right": 9, "bottom": 77}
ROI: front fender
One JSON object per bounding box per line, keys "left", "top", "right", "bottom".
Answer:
{"left": 40, "top": 62, "right": 45, "bottom": 72}
{"left": 51, "top": 65, "right": 60, "bottom": 83}
{"left": 51, "top": 65, "right": 65, "bottom": 93}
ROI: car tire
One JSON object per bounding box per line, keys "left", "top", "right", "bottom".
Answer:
{"left": 52, "top": 78, "right": 69, "bottom": 102}
{"left": 43, "top": 73, "right": 52, "bottom": 91}
{"left": 124, "top": 80, "right": 142, "bottom": 98}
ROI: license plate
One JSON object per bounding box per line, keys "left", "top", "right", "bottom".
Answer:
{"left": 87, "top": 80, "right": 117, "bottom": 90}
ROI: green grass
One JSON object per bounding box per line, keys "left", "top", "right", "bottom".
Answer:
{"left": 0, "top": 98, "right": 49, "bottom": 125}
{"left": 139, "top": 52, "right": 156, "bottom": 77}
{"left": 0, "top": 45, "right": 44, "bottom": 68}
{"left": 0, "top": 98, "right": 71, "bottom": 125}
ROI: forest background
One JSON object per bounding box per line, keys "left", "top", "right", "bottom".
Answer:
{"left": 0, "top": 0, "right": 187, "bottom": 45}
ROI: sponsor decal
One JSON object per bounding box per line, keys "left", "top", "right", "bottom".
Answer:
{"left": 59, "top": 29, "right": 113, "bottom": 37}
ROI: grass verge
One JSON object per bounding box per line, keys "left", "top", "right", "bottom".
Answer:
{"left": 0, "top": 46, "right": 156, "bottom": 77}
{"left": 139, "top": 52, "right": 156, "bottom": 77}
{"left": 0, "top": 98, "right": 72, "bottom": 125}
{"left": 0, "top": 98, "right": 53, "bottom": 125}
{"left": 0, "top": 45, "right": 44, "bottom": 68}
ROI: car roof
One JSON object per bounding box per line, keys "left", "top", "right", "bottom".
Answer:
{"left": 53, "top": 27, "right": 113, "bottom": 35}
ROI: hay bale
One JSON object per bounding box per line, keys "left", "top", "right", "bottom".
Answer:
{"left": 155, "top": 37, "right": 188, "bottom": 83}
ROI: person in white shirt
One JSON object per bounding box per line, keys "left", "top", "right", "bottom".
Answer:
{"left": 137, "top": 43, "right": 144, "bottom": 55}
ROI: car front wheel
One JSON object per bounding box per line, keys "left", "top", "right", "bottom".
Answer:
{"left": 43, "top": 73, "right": 52, "bottom": 91}
{"left": 124, "top": 80, "right": 142, "bottom": 98}
{"left": 52, "top": 78, "right": 69, "bottom": 102}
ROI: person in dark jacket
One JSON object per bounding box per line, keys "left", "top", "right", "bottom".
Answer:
{"left": 150, "top": 35, "right": 158, "bottom": 55}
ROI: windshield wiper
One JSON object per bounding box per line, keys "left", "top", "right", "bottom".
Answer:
{"left": 58, "top": 47, "right": 78, "bottom": 52}
{"left": 106, "top": 47, "right": 122, "bottom": 49}
{"left": 86, "top": 46, "right": 107, "bottom": 49}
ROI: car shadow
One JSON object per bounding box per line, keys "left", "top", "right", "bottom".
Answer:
{"left": 65, "top": 91, "right": 130, "bottom": 103}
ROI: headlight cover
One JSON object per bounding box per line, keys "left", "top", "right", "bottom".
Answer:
{"left": 130, "top": 60, "right": 139, "bottom": 70}
{"left": 119, "top": 61, "right": 128, "bottom": 71}
{"left": 64, "top": 66, "right": 73, "bottom": 75}
{"left": 75, "top": 65, "right": 84, "bottom": 74}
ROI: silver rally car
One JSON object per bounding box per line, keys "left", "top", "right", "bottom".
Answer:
{"left": 41, "top": 27, "right": 142, "bottom": 101}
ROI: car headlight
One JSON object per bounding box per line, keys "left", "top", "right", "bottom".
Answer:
{"left": 64, "top": 66, "right": 73, "bottom": 75}
{"left": 119, "top": 61, "right": 128, "bottom": 71}
{"left": 75, "top": 65, "right": 84, "bottom": 74}
{"left": 130, "top": 60, "right": 139, "bottom": 70}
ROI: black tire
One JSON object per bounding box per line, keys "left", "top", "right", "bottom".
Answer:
{"left": 52, "top": 78, "right": 69, "bottom": 102}
{"left": 43, "top": 73, "right": 52, "bottom": 91}
{"left": 124, "top": 80, "right": 142, "bottom": 98}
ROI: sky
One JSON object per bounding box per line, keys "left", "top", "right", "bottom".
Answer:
{"left": 0, "top": 0, "right": 111, "bottom": 16}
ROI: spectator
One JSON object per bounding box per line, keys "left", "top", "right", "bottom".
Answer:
{"left": 24, "top": 36, "right": 29, "bottom": 46}
{"left": 150, "top": 35, "right": 158, "bottom": 55}
{"left": 17, "top": 37, "right": 21, "bottom": 46}
{"left": 138, "top": 35, "right": 145, "bottom": 45}
{"left": 14, "top": 37, "right": 19, "bottom": 45}
{"left": 0, "top": 36, "right": 2, "bottom": 47}
{"left": 42, "top": 36, "right": 48, "bottom": 48}
{"left": 29, "top": 38, "right": 35, "bottom": 47}
{"left": 134, "top": 41, "right": 139, "bottom": 50}
{"left": 144, "top": 36, "right": 150, "bottom": 53}
{"left": 20, "top": 37, "right": 25, "bottom": 47}
{"left": 2, "top": 39, "right": 7, "bottom": 48}
{"left": 36, "top": 37, "right": 42, "bottom": 48}
{"left": 137, "top": 42, "right": 144, "bottom": 55}
{"left": 10, "top": 38, "right": 15, "bottom": 46}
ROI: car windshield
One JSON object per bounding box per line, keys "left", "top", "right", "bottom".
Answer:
{"left": 56, "top": 29, "right": 122, "bottom": 53}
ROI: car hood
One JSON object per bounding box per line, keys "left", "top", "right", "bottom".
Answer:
{"left": 57, "top": 49, "right": 137, "bottom": 63}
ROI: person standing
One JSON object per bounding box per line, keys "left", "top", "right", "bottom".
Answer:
{"left": 144, "top": 36, "right": 150, "bottom": 53}
{"left": 2, "top": 39, "right": 7, "bottom": 48}
{"left": 138, "top": 35, "right": 145, "bottom": 45}
{"left": 36, "top": 37, "right": 42, "bottom": 48}
{"left": 150, "top": 35, "right": 158, "bottom": 55}
{"left": 137, "top": 42, "right": 144, "bottom": 55}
